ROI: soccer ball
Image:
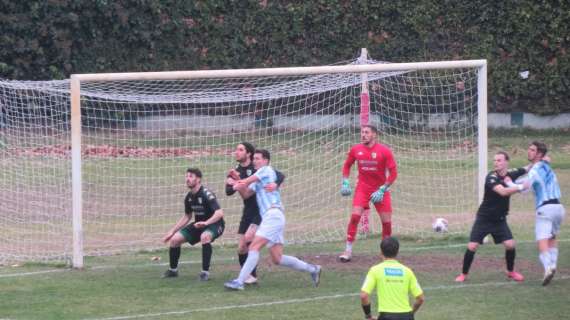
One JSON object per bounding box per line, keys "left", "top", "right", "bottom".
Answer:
{"left": 432, "top": 218, "right": 448, "bottom": 233}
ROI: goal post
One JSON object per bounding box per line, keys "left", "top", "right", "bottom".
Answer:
{"left": 1, "top": 55, "right": 487, "bottom": 268}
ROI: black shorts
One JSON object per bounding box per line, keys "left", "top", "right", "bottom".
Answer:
{"left": 378, "top": 312, "right": 414, "bottom": 320}
{"left": 180, "top": 220, "right": 225, "bottom": 245}
{"left": 237, "top": 212, "right": 262, "bottom": 234}
{"left": 469, "top": 216, "right": 513, "bottom": 244}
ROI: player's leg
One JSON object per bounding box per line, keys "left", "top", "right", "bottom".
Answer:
{"left": 547, "top": 205, "right": 565, "bottom": 273}
{"left": 341, "top": 188, "right": 368, "bottom": 262}
{"left": 226, "top": 211, "right": 277, "bottom": 290}
{"left": 269, "top": 244, "right": 322, "bottom": 287}
{"left": 237, "top": 215, "right": 259, "bottom": 282}
{"left": 197, "top": 221, "right": 222, "bottom": 280}
{"left": 243, "top": 223, "right": 259, "bottom": 283}
{"left": 163, "top": 223, "right": 199, "bottom": 278}
{"left": 373, "top": 191, "right": 392, "bottom": 239}
{"left": 359, "top": 208, "right": 371, "bottom": 234}
{"left": 535, "top": 208, "right": 555, "bottom": 285}
{"left": 456, "top": 219, "right": 485, "bottom": 282}
{"left": 493, "top": 220, "right": 524, "bottom": 281}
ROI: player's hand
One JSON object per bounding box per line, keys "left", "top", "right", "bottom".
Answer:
{"left": 194, "top": 221, "right": 208, "bottom": 228}
{"left": 228, "top": 169, "right": 240, "bottom": 180}
{"left": 340, "top": 179, "right": 352, "bottom": 196}
{"left": 264, "top": 182, "right": 278, "bottom": 192}
{"left": 162, "top": 231, "right": 175, "bottom": 243}
{"left": 233, "top": 180, "right": 247, "bottom": 191}
{"left": 226, "top": 177, "right": 236, "bottom": 185}
{"left": 371, "top": 185, "right": 389, "bottom": 203}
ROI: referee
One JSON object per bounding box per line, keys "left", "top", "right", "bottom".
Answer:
{"left": 360, "top": 237, "right": 424, "bottom": 320}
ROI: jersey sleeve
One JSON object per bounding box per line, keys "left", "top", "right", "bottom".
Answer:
{"left": 225, "top": 182, "right": 236, "bottom": 196}
{"left": 361, "top": 268, "right": 377, "bottom": 294}
{"left": 275, "top": 169, "right": 286, "bottom": 186}
{"left": 408, "top": 270, "right": 423, "bottom": 298}
{"left": 509, "top": 168, "right": 527, "bottom": 181}
{"left": 342, "top": 147, "right": 356, "bottom": 178}
{"left": 254, "top": 166, "right": 276, "bottom": 185}
{"left": 383, "top": 146, "right": 397, "bottom": 170}
{"left": 204, "top": 189, "right": 221, "bottom": 212}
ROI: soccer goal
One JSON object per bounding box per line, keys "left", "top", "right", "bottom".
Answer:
{"left": 0, "top": 50, "right": 487, "bottom": 267}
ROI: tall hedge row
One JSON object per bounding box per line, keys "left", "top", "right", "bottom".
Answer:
{"left": 1, "top": 0, "right": 568, "bottom": 113}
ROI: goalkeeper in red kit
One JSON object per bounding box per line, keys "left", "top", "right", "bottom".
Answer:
{"left": 339, "top": 125, "right": 397, "bottom": 262}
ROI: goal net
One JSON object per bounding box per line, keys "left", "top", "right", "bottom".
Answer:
{"left": 0, "top": 57, "right": 486, "bottom": 266}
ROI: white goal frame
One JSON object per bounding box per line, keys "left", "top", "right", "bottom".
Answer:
{"left": 70, "top": 59, "right": 488, "bottom": 268}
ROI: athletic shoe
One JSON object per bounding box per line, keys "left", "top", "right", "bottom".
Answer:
{"left": 338, "top": 251, "right": 352, "bottom": 263}
{"left": 542, "top": 267, "right": 556, "bottom": 286}
{"left": 162, "top": 269, "right": 178, "bottom": 278}
{"left": 244, "top": 275, "right": 258, "bottom": 285}
{"left": 454, "top": 273, "right": 467, "bottom": 282}
{"left": 199, "top": 271, "right": 209, "bottom": 281}
{"left": 310, "top": 265, "right": 322, "bottom": 287}
{"left": 506, "top": 271, "right": 524, "bottom": 282}
{"left": 224, "top": 279, "right": 244, "bottom": 291}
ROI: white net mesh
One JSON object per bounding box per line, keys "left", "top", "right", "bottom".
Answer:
{"left": 0, "top": 59, "right": 481, "bottom": 264}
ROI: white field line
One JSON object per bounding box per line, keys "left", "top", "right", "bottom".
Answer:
{"left": 84, "top": 275, "right": 570, "bottom": 320}
{"left": 2, "top": 238, "right": 569, "bottom": 278}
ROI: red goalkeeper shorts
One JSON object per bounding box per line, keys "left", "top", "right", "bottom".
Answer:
{"left": 353, "top": 187, "right": 392, "bottom": 213}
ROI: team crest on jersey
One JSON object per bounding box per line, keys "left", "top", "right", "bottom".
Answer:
{"left": 198, "top": 197, "right": 202, "bottom": 204}
{"left": 371, "top": 152, "right": 377, "bottom": 159}
{"left": 247, "top": 169, "right": 252, "bottom": 176}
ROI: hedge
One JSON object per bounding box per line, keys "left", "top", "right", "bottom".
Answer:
{"left": 0, "top": 0, "right": 568, "bottom": 114}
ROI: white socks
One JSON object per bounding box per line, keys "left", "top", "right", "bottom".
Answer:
{"left": 279, "top": 255, "right": 316, "bottom": 273}
{"left": 549, "top": 247, "right": 559, "bottom": 269}
{"left": 237, "top": 251, "right": 260, "bottom": 283}
{"left": 539, "top": 251, "right": 551, "bottom": 271}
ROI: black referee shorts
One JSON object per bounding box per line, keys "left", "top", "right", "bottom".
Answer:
{"left": 378, "top": 312, "right": 414, "bottom": 320}
{"left": 237, "top": 211, "right": 262, "bottom": 234}
{"left": 469, "top": 216, "right": 513, "bottom": 244}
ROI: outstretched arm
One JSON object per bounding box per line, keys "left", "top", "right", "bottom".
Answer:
{"left": 163, "top": 214, "right": 191, "bottom": 243}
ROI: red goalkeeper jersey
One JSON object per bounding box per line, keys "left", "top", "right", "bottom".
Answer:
{"left": 342, "top": 142, "right": 397, "bottom": 190}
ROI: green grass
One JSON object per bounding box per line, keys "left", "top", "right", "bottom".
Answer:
{"left": 1, "top": 128, "right": 569, "bottom": 319}
{"left": 1, "top": 234, "right": 569, "bottom": 319}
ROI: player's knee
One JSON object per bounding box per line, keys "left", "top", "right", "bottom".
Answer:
{"left": 200, "top": 233, "right": 212, "bottom": 244}
{"left": 169, "top": 234, "right": 185, "bottom": 247}
{"left": 503, "top": 240, "right": 515, "bottom": 250}
{"left": 467, "top": 242, "right": 478, "bottom": 251}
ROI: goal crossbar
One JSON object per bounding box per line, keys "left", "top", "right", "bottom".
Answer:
{"left": 64, "top": 58, "right": 487, "bottom": 268}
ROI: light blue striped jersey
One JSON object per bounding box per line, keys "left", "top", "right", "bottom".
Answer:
{"left": 527, "top": 160, "right": 562, "bottom": 209}
{"left": 249, "top": 165, "right": 282, "bottom": 217}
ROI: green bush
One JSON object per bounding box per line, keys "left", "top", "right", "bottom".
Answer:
{"left": 0, "top": 0, "right": 568, "bottom": 113}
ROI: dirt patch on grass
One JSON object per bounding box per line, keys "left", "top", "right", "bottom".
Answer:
{"left": 290, "top": 252, "right": 567, "bottom": 277}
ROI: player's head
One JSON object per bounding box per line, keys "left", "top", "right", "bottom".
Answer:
{"left": 493, "top": 151, "right": 510, "bottom": 172}
{"left": 380, "top": 236, "right": 399, "bottom": 258}
{"left": 528, "top": 141, "right": 547, "bottom": 162}
{"left": 235, "top": 142, "right": 255, "bottom": 163}
{"left": 186, "top": 168, "right": 202, "bottom": 189}
{"left": 253, "top": 149, "right": 270, "bottom": 169}
{"left": 360, "top": 125, "right": 378, "bottom": 146}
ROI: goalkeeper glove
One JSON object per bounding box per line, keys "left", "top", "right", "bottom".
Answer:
{"left": 370, "top": 185, "right": 389, "bottom": 203}
{"left": 340, "top": 179, "right": 352, "bottom": 196}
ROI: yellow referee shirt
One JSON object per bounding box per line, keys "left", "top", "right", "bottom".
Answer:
{"left": 361, "top": 259, "right": 423, "bottom": 313}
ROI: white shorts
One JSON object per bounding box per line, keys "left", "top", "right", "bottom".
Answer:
{"left": 256, "top": 207, "right": 285, "bottom": 247}
{"left": 535, "top": 204, "right": 566, "bottom": 240}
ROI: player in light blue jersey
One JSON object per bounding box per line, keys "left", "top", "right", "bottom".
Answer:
{"left": 520, "top": 141, "right": 565, "bottom": 286}
{"left": 224, "top": 149, "right": 322, "bottom": 291}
